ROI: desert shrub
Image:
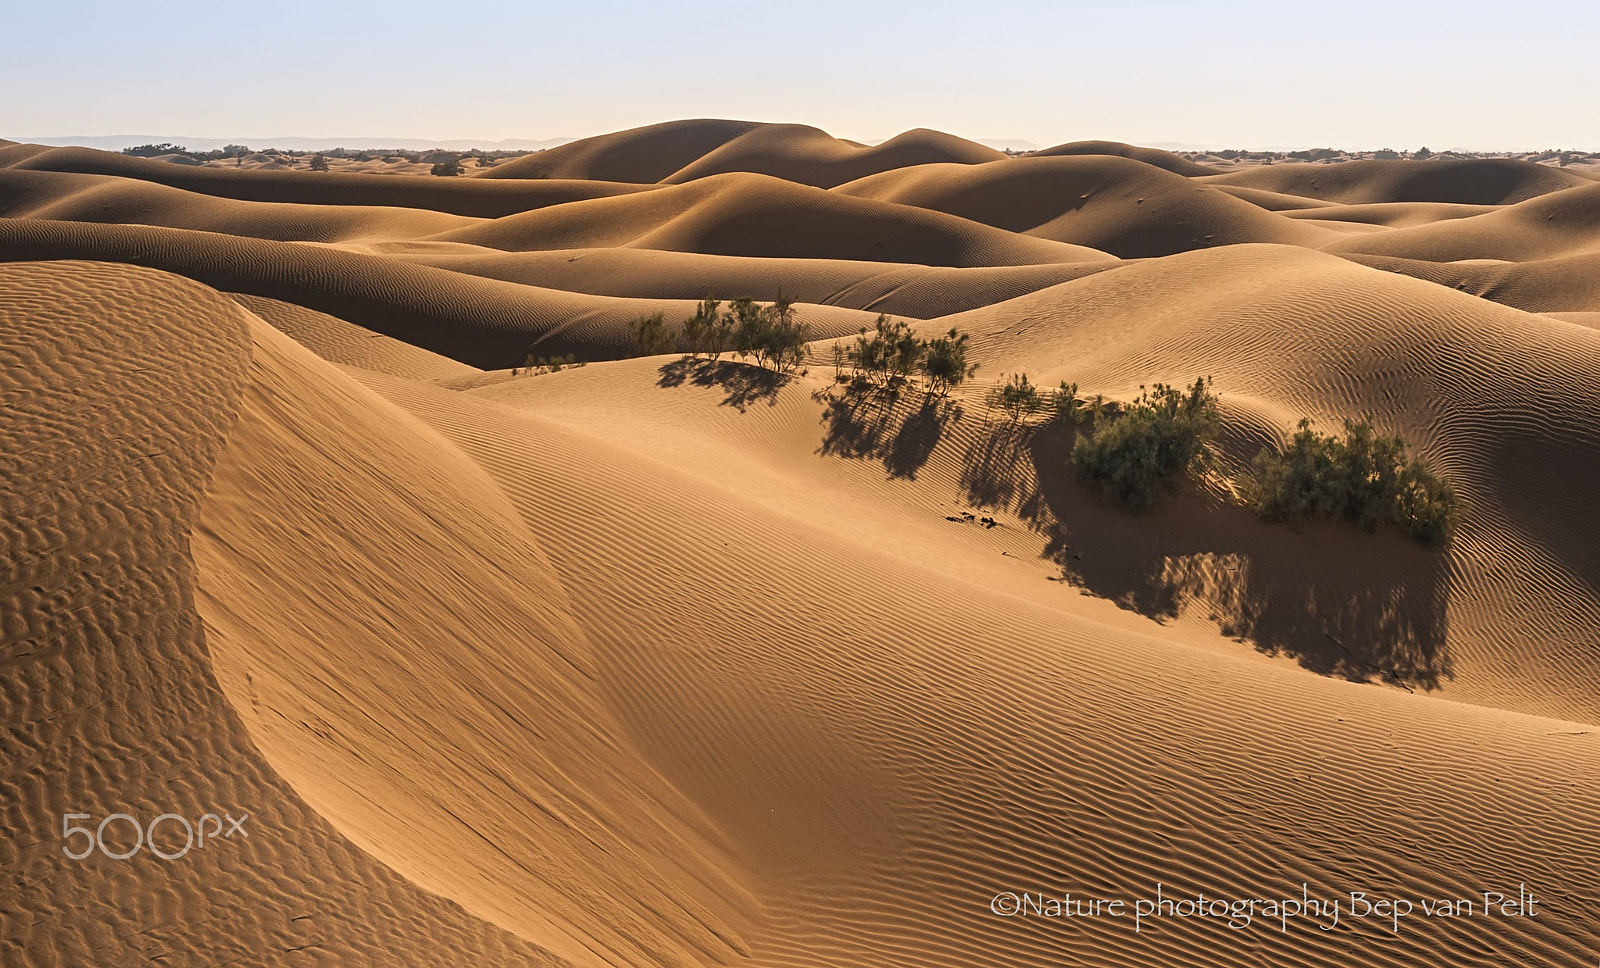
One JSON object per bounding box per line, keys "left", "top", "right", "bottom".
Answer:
{"left": 1250, "top": 419, "right": 1461, "bottom": 544}
{"left": 309, "top": 153, "right": 329, "bottom": 171}
{"left": 1412, "top": 146, "right": 1433, "bottom": 160}
{"left": 729, "top": 296, "right": 809, "bottom": 372}
{"left": 919, "top": 328, "right": 976, "bottom": 396}
{"left": 680, "top": 297, "right": 721, "bottom": 358}
{"left": 1071, "top": 377, "right": 1219, "bottom": 512}
{"left": 1047, "top": 381, "right": 1086, "bottom": 425}
{"left": 627, "top": 312, "right": 678, "bottom": 356}
{"left": 430, "top": 156, "right": 463, "bottom": 176}
{"left": 989, "top": 373, "right": 1044, "bottom": 424}
{"left": 515, "top": 353, "right": 585, "bottom": 376}
{"left": 848, "top": 315, "right": 922, "bottom": 387}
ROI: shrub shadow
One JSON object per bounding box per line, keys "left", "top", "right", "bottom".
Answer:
{"left": 817, "top": 380, "right": 961, "bottom": 480}
{"left": 967, "top": 421, "right": 1455, "bottom": 690}
{"left": 658, "top": 357, "right": 789, "bottom": 412}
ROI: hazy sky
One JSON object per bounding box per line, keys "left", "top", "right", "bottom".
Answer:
{"left": 8, "top": 0, "right": 1597, "bottom": 149}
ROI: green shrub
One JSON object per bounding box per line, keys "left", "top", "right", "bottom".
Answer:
{"left": 920, "top": 328, "right": 976, "bottom": 396}
{"left": 1048, "top": 381, "right": 1086, "bottom": 426}
{"left": 729, "top": 296, "right": 809, "bottom": 372}
{"left": 1250, "top": 418, "right": 1461, "bottom": 544}
{"left": 1071, "top": 377, "right": 1219, "bottom": 511}
{"left": 989, "top": 373, "right": 1044, "bottom": 424}
{"left": 680, "top": 297, "right": 723, "bottom": 359}
{"left": 848, "top": 314, "right": 922, "bottom": 387}
{"left": 627, "top": 312, "right": 679, "bottom": 356}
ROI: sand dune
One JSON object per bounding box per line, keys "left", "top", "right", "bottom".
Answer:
{"left": 482, "top": 119, "right": 1004, "bottom": 186}
{"left": 939, "top": 244, "right": 1600, "bottom": 720}
{"left": 1210, "top": 184, "right": 1338, "bottom": 211}
{"left": 1280, "top": 199, "right": 1495, "bottom": 228}
{"left": 0, "top": 167, "right": 478, "bottom": 242}
{"left": 1203, "top": 157, "right": 1593, "bottom": 205}
{"left": 1324, "top": 181, "right": 1600, "bottom": 261}
{"left": 344, "top": 309, "right": 1600, "bottom": 968}
{"left": 835, "top": 156, "right": 1334, "bottom": 257}
{"left": 660, "top": 124, "right": 1005, "bottom": 188}
{"left": 194, "top": 313, "right": 755, "bottom": 968}
{"left": 2, "top": 143, "right": 649, "bottom": 216}
{"left": 429, "top": 171, "right": 1113, "bottom": 265}
{"left": 1030, "top": 139, "right": 1219, "bottom": 176}
{"left": 228, "top": 293, "right": 482, "bottom": 380}
{"left": 385, "top": 246, "right": 1118, "bottom": 319}
{"left": 5, "top": 123, "right": 1600, "bottom": 968}
{"left": 0, "top": 218, "right": 881, "bottom": 364}
{"left": 0, "top": 262, "right": 566, "bottom": 966}
{"left": 1343, "top": 251, "right": 1600, "bottom": 314}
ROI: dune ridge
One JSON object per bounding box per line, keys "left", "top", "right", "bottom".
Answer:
{"left": 0, "top": 262, "right": 568, "bottom": 967}
{"left": 428, "top": 170, "right": 1113, "bottom": 266}
{"left": 0, "top": 218, "right": 881, "bottom": 364}
{"left": 481, "top": 119, "right": 1005, "bottom": 187}
{"left": 1029, "top": 139, "right": 1220, "bottom": 177}
{"left": 835, "top": 155, "right": 1334, "bottom": 257}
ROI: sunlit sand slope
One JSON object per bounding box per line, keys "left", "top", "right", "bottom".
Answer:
{"left": 480, "top": 119, "right": 1004, "bottom": 186}
{"left": 327, "top": 343, "right": 1600, "bottom": 968}
{"left": 428, "top": 171, "right": 1113, "bottom": 266}
{"left": 0, "top": 219, "right": 880, "bottom": 364}
{"left": 836, "top": 156, "right": 1334, "bottom": 256}
{"left": 191, "top": 317, "right": 755, "bottom": 968}
{"left": 0, "top": 261, "right": 567, "bottom": 967}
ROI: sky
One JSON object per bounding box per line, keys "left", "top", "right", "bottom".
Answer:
{"left": 7, "top": 0, "right": 1598, "bottom": 150}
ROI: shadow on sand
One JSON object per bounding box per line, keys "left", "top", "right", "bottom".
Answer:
{"left": 968, "top": 420, "right": 1455, "bottom": 690}
{"left": 657, "top": 357, "right": 791, "bottom": 412}
{"left": 815, "top": 379, "right": 964, "bottom": 481}
{"left": 655, "top": 361, "right": 1453, "bottom": 690}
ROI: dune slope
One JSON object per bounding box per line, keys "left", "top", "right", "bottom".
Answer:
{"left": 429, "top": 171, "right": 1112, "bottom": 266}
{"left": 191, "top": 315, "right": 754, "bottom": 968}
{"left": 836, "top": 156, "right": 1333, "bottom": 257}
{"left": 0, "top": 261, "right": 566, "bottom": 967}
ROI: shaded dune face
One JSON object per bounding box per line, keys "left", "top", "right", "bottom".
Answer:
{"left": 4, "top": 123, "right": 1600, "bottom": 968}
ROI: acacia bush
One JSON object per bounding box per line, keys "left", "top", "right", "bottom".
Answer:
{"left": 1071, "top": 377, "right": 1220, "bottom": 511}
{"left": 1250, "top": 419, "right": 1461, "bottom": 544}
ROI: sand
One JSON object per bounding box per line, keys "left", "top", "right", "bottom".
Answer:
{"left": 3, "top": 122, "right": 1598, "bottom": 968}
